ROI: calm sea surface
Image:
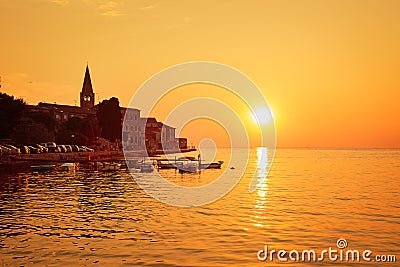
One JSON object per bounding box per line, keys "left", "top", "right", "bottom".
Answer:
{"left": 0, "top": 149, "right": 399, "bottom": 266}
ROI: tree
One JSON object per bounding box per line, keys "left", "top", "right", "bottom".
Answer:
{"left": 56, "top": 116, "right": 100, "bottom": 145}
{"left": 96, "top": 97, "right": 121, "bottom": 141}
{"left": 81, "top": 116, "right": 101, "bottom": 144}
{"left": 0, "top": 92, "right": 26, "bottom": 139}
{"left": 14, "top": 111, "right": 56, "bottom": 144}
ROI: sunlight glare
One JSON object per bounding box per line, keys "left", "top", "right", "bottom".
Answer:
{"left": 250, "top": 107, "right": 274, "bottom": 126}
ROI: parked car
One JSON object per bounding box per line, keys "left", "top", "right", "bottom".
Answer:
{"left": 34, "top": 144, "right": 49, "bottom": 153}
{"left": 48, "top": 146, "right": 61, "bottom": 153}
{"left": 18, "top": 146, "right": 30, "bottom": 154}
{"left": 71, "top": 145, "right": 81, "bottom": 152}
{"left": 57, "top": 145, "right": 67, "bottom": 153}
{"left": 79, "top": 146, "right": 94, "bottom": 152}
{"left": 27, "top": 146, "right": 41, "bottom": 154}
{"left": 4, "top": 145, "right": 21, "bottom": 154}
{"left": 0, "top": 145, "right": 12, "bottom": 155}
{"left": 64, "top": 145, "right": 73, "bottom": 153}
{"left": 0, "top": 146, "right": 12, "bottom": 155}
{"left": 41, "top": 142, "right": 57, "bottom": 148}
{"left": 36, "top": 144, "right": 49, "bottom": 153}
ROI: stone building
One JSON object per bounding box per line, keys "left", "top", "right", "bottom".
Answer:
{"left": 140, "top": 117, "right": 178, "bottom": 151}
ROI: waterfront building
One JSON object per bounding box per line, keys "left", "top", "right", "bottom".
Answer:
{"left": 121, "top": 107, "right": 143, "bottom": 151}
{"left": 23, "top": 65, "right": 188, "bottom": 151}
{"left": 177, "top": 137, "right": 188, "bottom": 150}
{"left": 140, "top": 117, "right": 181, "bottom": 151}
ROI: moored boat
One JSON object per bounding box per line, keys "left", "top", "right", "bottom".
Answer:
{"left": 178, "top": 162, "right": 198, "bottom": 173}
{"left": 59, "top": 162, "right": 79, "bottom": 172}
{"left": 140, "top": 162, "right": 154, "bottom": 173}
{"left": 30, "top": 164, "right": 55, "bottom": 172}
{"left": 96, "top": 162, "right": 121, "bottom": 172}
{"left": 156, "top": 160, "right": 181, "bottom": 170}
{"left": 199, "top": 160, "right": 224, "bottom": 170}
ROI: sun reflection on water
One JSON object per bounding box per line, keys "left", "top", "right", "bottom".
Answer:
{"left": 251, "top": 147, "right": 270, "bottom": 228}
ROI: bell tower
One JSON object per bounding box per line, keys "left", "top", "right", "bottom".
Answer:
{"left": 80, "top": 65, "right": 95, "bottom": 109}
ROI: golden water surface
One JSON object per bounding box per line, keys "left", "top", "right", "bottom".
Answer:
{"left": 0, "top": 148, "right": 399, "bottom": 266}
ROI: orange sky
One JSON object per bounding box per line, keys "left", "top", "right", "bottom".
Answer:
{"left": 1, "top": 0, "right": 399, "bottom": 148}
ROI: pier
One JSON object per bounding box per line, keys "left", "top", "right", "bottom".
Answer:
{"left": 0, "top": 148, "right": 197, "bottom": 173}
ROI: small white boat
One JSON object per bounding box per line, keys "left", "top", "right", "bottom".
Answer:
{"left": 140, "top": 162, "right": 154, "bottom": 173}
{"left": 96, "top": 162, "right": 121, "bottom": 172}
{"left": 59, "top": 162, "right": 79, "bottom": 172}
{"left": 178, "top": 162, "right": 198, "bottom": 173}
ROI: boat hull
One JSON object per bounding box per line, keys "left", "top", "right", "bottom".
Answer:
{"left": 30, "top": 164, "right": 55, "bottom": 172}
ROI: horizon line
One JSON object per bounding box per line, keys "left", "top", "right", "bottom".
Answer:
{"left": 202, "top": 146, "right": 400, "bottom": 149}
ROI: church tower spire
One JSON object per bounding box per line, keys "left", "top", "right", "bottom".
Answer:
{"left": 80, "top": 64, "right": 95, "bottom": 109}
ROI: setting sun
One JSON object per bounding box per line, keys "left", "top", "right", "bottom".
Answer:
{"left": 0, "top": 1, "right": 399, "bottom": 266}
